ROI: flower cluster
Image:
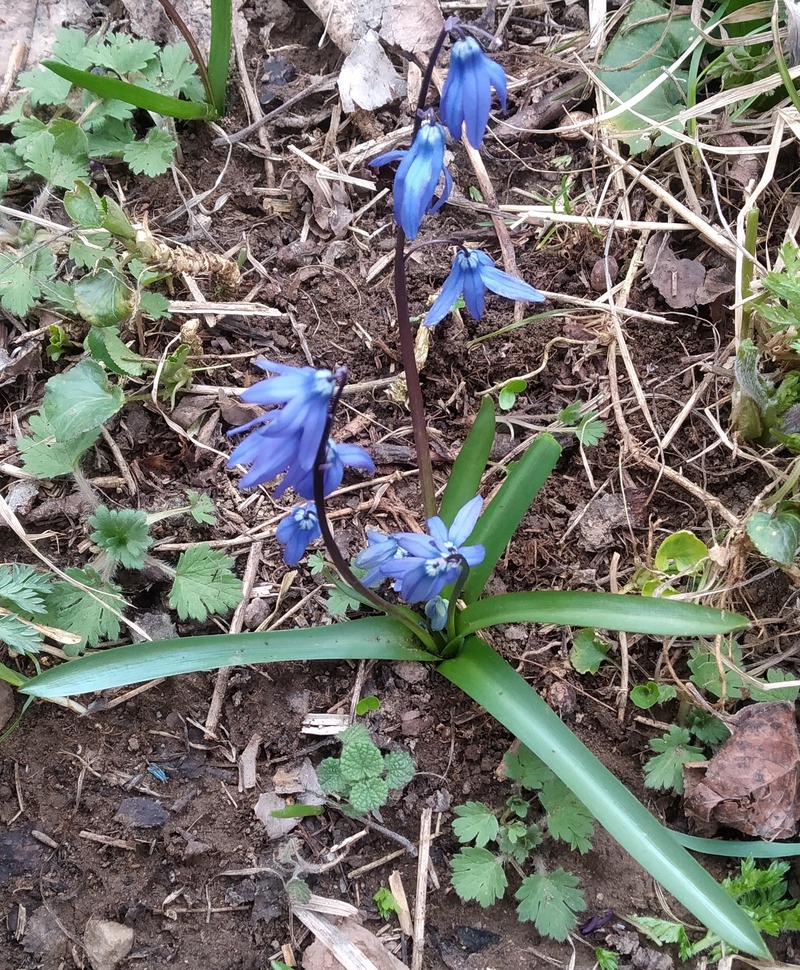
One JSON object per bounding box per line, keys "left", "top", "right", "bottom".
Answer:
{"left": 226, "top": 359, "right": 373, "bottom": 564}
{"left": 355, "top": 496, "right": 485, "bottom": 625}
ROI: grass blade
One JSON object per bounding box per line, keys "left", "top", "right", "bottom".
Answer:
{"left": 462, "top": 433, "right": 561, "bottom": 602}
{"left": 439, "top": 396, "right": 495, "bottom": 527}
{"left": 208, "top": 0, "right": 233, "bottom": 115}
{"left": 439, "top": 636, "right": 770, "bottom": 958}
{"left": 456, "top": 591, "right": 749, "bottom": 638}
{"left": 20, "top": 616, "right": 431, "bottom": 698}
{"left": 42, "top": 62, "right": 215, "bottom": 120}
{"left": 674, "top": 832, "right": 800, "bottom": 858}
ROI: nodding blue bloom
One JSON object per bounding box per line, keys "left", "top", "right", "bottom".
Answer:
{"left": 274, "top": 440, "right": 375, "bottom": 501}
{"left": 424, "top": 596, "right": 449, "bottom": 632}
{"left": 276, "top": 504, "right": 321, "bottom": 565}
{"left": 354, "top": 530, "right": 407, "bottom": 588}
{"left": 425, "top": 248, "right": 545, "bottom": 327}
{"left": 227, "top": 359, "right": 340, "bottom": 489}
{"left": 369, "top": 119, "right": 452, "bottom": 240}
{"left": 440, "top": 35, "right": 507, "bottom": 148}
{"left": 380, "top": 495, "right": 485, "bottom": 603}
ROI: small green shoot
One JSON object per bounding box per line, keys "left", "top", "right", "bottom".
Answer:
{"left": 557, "top": 400, "right": 606, "bottom": 446}
{"left": 630, "top": 681, "right": 677, "bottom": 709}
{"left": 450, "top": 744, "right": 590, "bottom": 941}
{"left": 643, "top": 726, "right": 706, "bottom": 795}
{"left": 316, "top": 723, "right": 415, "bottom": 816}
{"left": 373, "top": 886, "right": 402, "bottom": 920}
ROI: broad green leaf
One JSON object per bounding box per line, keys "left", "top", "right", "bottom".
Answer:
{"left": 18, "top": 65, "right": 73, "bottom": 105}
{"left": 316, "top": 757, "right": 346, "bottom": 795}
{"left": 355, "top": 695, "right": 380, "bottom": 716}
{"left": 69, "top": 233, "right": 116, "bottom": 269}
{"left": 439, "top": 396, "right": 495, "bottom": 527}
{"left": 383, "top": 750, "right": 414, "bottom": 789}
{"left": 43, "top": 359, "right": 125, "bottom": 440}
{"left": 349, "top": 777, "right": 389, "bottom": 814}
{"left": 74, "top": 267, "right": 135, "bottom": 327}
{"left": 168, "top": 545, "right": 242, "bottom": 621}
{"left": 438, "top": 636, "right": 769, "bottom": 958}
{"left": 21, "top": 119, "right": 89, "bottom": 188}
{"left": 644, "top": 727, "right": 706, "bottom": 794}
{"left": 452, "top": 802, "right": 499, "bottom": 847}
{"left": 122, "top": 128, "right": 178, "bottom": 177}
{"left": 18, "top": 412, "right": 100, "bottom": 478}
{"left": 20, "top": 616, "right": 432, "bottom": 698}
{"left": 63, "top": 180, "right": 106, "bottom": 228}
{"left": 498, "top": 378, "right": 527, "bottom": 411}
{"left": 630, "top": 681, "right": 677, "bottom": 709}
{"left": 86, "top": 327, "right": 147, "bottom": 377}
{"left": 0, "top": 244, "right": 56, "bottom": 316}
{"left": 42, "top": 62, "right": 215, "bottom": 119}
{"left": 340, "top": 741, "right": 384, "bottom": 783}
{"left": 569, "top": 628, "right": 612, "bottom": 674}
{"left": 462, "top": 433, "right": 561, "bottom": 602}
{"left": 515, "top": 869, "right": 585, "bottom": 941}
{"left": 93, "top": 34, "right": 159, "bottom": 74}
{"left": 503, "top": 744, "right": 554, "bottom": 791}
{"left": 186, "top": 490, "right": 216, "bottom": 525}
{"left": 150, "top": 43, "right": 204, "bottom": 101}
{"left": 654, "top": 530, "right": 709, "bottom": 574}
{"left": 747, "top": 509, "right": 800, "bottom": 565}
{"left": 456, "top": 591, "right": 749, "bottom": 639}
{"left": 688, "top": 642, "right": 799, "bottom": 702}
{"left": 450, "top": 847, "right": 507, "bottom": 907}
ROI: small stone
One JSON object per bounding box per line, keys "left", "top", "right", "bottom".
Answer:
{"left": 392, "top": 661, "right": 429, "bottom": 684}
{"left": 115, "top": 796, "right": 169, "bottom": 828}
{"left": 590, "top": 255, "right": 619, "bottom": 292}
{"left": 83, "top": 917, "right": 134, "bottom": 970}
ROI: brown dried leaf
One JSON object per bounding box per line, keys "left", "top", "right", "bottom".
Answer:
{"left": 683, "top": 701, "right": 800, "bottom": 840}
{"left": 643, "top": 233, "right": 734, "bottom": 309}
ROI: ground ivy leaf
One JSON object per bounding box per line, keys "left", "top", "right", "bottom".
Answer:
{"left": 43, "top": 359, "right": 125, "bottom": 440}
{"left": 539, "top": 779, "right": 595, "bottom": 853}
{"left": 340, "top": 741, "right": 384, "bottom": 783}
{"left": 0, "top": 565, "right": 52, "bottom": 615}
{"left": 383, "top": 750, "right": 415, "bottom": 790}
{"left": 168, "top": 544, "right": 243, "bottom": 621}
{"left": 452, "top": 801, "right": 500, "bottom": 847}
{"left": 316, "top": 757, "right": 345, "bottom": 795}
{"left": 18, "top": 412, "right": 100, "bottom": 479}
{"left": 89, "top": 506, "right": 152, "bottom": 569}
{"left": 43, "top": 567, "right": 123, "bottom": 651}
{"left": 0, "top": 614, "right": 44, "bottom": 655}
{"left": 569, "top": 628, "right": 612, "bottom": 674}
{"left": 122, "top": 128, "right": 177, "bottom": 177}
{"left": 349, "top": 777, "right": 389, "bottom": 814}
{"left": 451, "top": 847, "right": 507, "bottom": 907}
{"left": 515, "top": 869, "right": 586, "bottom": 941}
{"left": 644, "top": 726, "right": 706, "bottom": 794}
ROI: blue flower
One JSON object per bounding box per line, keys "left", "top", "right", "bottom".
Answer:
{"left": 440, "top": 35, "right": 507, "bottom": 148}
{"left": 369, "top": 119, "right": 452, "bottom": 240}
{"left": 274, "top": 439, "right": 375, "bottom": 500}
{"left": 380, "top": 495, "right": 485, "bottom": 603}
{"left": 425, "top": 249, "right": 545, "bottom": 327}
{"left": 424, "top": 596, "right": 449, "bottom": 631}
{"left": 354, "top": 530, "right": 407, "bottom": 588}
{"left": 276, "top": 504, "right": 321, "bottom": 565}
{"left": 227, "top": 358, "right": 339, "bottom": 489}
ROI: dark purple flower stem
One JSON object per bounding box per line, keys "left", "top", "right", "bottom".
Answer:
{"left": 393, "top": 24, "right": 452, "bottom": 520}
{"left": 312, "top": 371, "right": 437, "bottom": 650}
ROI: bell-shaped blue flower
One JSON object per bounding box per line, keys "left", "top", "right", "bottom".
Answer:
{"left": 354, "top": 530, "right": 408, "bottom": 588}
{"left": 274, "top": 439, "right": 375, "bottom": 500}
{"left": 440, "top": 35, "right": 507, "bottom": 148}
{"left": 425, "top": 248, "right": 545, "bottom": 327}
{"left": 380, "top": 495, "right": 485, "bottom": 603}
{"left": 276, "top": 504, "right": 321, "bottom": 565}
{"left": 369, "top": 119, "right": 452, "bottom": 240}
{"left": 227, "top": 359, "right": 341, "bottom": 489}
{"left": 424, "top": 596, "right": 449, "bottom": 632}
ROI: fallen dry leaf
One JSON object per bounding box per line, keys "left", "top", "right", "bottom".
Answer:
{"left": 643, "top": 232, "right": 734, "bottom": 309}
{"left": 683, "top": 701, "right": 800, "bottom": 840}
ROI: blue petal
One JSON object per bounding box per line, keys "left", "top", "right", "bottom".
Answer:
{"left": 478, "top": 264, "right": 546, "bottom": 303}
{"left": 486, "top": 57, "right": 508, "bottom": 113}
{"left": 425, "top": 261, "right": 466, "bottom": 327}
{"left": 334, "top": 443, "right": 375, "bottom": 475}
{"left": 440, "top": 54, "right": 465, "bottom": 139}
{"left": 448, "top": 495, "right": 484, "bottom": 546}
{"left": 429, "top": 163, "right": 453, "bottom": 216}
{"left": 369, "top": 149, "right": 406, "bottom": 168}
{"left": 427, "top": 516, "right": 450, "bottom": 544}
{"left": 460, "top": 544, "right": 486, "bottom": 567}
{"left": 462, "top": 40, "right": 492, "bottom": 148}
{"left": 394, "top": 533, "right": 439, "bottom": 558}
{"left": 462, "top": 261, "right": 486, "bottom": 319}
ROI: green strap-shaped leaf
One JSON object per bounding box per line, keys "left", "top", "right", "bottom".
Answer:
{"left": 456, "top": 591, "right": 748, "bottom": 638}
{"left": 673, "top": 833, "right": 800, "bottom": 858}
{"left": 208, "top": 0, "right": 232, "bottom": 115}
{"left": 462, "top": 433, "right": 562, "bottom": 602}
{"left": 42, "top": 62, "right": 215, "bottom": 120}
{"left": 19, "top": 616, "right": 432, "bottom": 698}
{"left": 438, "top": 636, "right": 769, "bottom": 959}
{"left": 439, "top": 396, "right": 495, "bottom": 527}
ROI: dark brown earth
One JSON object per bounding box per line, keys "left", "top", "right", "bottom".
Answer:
{"left": 2, "top": 1, "right": 800, "bottom": 968}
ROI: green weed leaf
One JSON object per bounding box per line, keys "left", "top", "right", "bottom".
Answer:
{"left": 0, "top": 565, "right": 52, "bottom": 615}
{"left": 630, "top": 681, "right": 677, "bottom": 709}
{"left": 85, "top": 327, "right": 147, "bottom": 377}
{"left": 0, "top": 615, "right": 44, "bottom": 655}
{"left": 43, "top": 359, "right": 125, "bottom": 440}
{"left": 316, "top": 757, "right": 346, "bottom": 795}
{"left": 122, "top": 128, "right": 178, "bottom": 177}
{"left": 340, "top": 741, "right": 384, "bottom": 783}
{"left": 168, "top": 545, "right": 242, "bottom": 621}
{"left": 515, "top": 869, "right": 586, "bottom": 941}
{"left": 383, "top": 750, "right": 414, "bottom": 790}
{"left": 569, "top": 628, "right": 612, "bottom": 674}
{"left": 373, "top": 887, "right": 401, "bottom": 920}
{"left": 94, "top": 34, "right": 159, "bottom": 74}
{"left": 74, "top": 267, "right": 135, "bottom": 327}
{"left": 539, "top": 778, "right": 594, "bottom": 853}
{"left": 349, "top": 777, "right": 389, "bottom": 814}
{"left": 18, "top": 412, "right": 100, "bottom": 479}
{"left": 576, "top": 413, "right": 606, "bottom": 447}
{"left": 43, "top": 567, "right": 122, "bottom": 651}
{"left": 187, "top": 490, "right": 216, "bottom": 525}
{"left": 503, "top": 744, "right": 555, "bottom": 791}
{"left": 326, "top": 587, "right": 360, "bottom": 617}
{"left": 654, "top": 530, "right": 709, "bottom": 574}
{"left": 498, "top": 378, "right": 527, "bottom": 411}
{"left": 452, "top": 802, "right": 500, "bottom": 847}
{"left": 0, "top": 243, "right": 56, "bottom": 316}
{"left": 21, "top": 118, "right": 89, "bottom": 188}
{"left": 644, "top": 726, "right": 705, "bottom": 794}
{"left": 747, "top": 508, "right": 800, "bottom": 566}
{"left": 451, "top": 847, "right": 508, "bottom": 906}
{"left": 89, "top": 506, "right": 152, "bottom": 569}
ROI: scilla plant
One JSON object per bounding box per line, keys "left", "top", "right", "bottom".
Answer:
{"left": 19, "top": 17, "right": 769, "bottom": 958}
